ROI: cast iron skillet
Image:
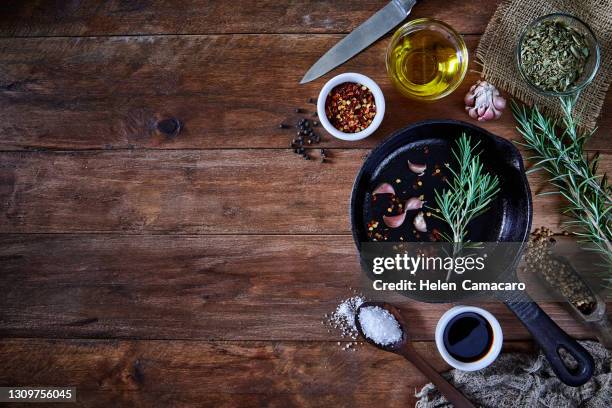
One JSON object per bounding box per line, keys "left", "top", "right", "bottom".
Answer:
{"left": 350, "top": 120, "right": 594, "bottom": 387}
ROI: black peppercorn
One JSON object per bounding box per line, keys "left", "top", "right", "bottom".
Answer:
{"left": 279, "top": 123, "right": 288, "bottom": 129}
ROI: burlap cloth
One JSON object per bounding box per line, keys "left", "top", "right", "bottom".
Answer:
{"left": 476, "top": 0, "right": 612, "bottom": 130}
{"left": 415, "top": 341, "right": 611, "bottom": 407}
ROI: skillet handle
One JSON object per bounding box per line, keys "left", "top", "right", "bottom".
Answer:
{"left": 505, "top": 292, "right": 594, "bottom": 387}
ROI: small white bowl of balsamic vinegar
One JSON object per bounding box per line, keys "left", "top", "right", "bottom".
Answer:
{"left": 386, "top": 18, "right": 468, "bottom": 101}
{"left": 435, "top": 305, "right": 503, "bottom": 371}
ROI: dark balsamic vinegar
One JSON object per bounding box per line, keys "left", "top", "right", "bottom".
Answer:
{"left": 443, "top": 312, "right": 493, "bottom": 362}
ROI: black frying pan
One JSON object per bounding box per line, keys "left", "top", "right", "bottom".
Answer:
{"left": 350, "top": 120, "right": 594, "bottom": 386}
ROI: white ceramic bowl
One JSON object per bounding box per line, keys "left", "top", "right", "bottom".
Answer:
{"left": 316, "top": 73, "right": 385, "bottom": 141}
{"left": 435, "top": 305, "right": 503, "bottom": 371}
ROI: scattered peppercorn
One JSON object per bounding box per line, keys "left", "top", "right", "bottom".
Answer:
{"left": 325, "top": 82, "right": 376, "bottom": 133}
{"left": 283, "top": 109, "right": 327, "bottom": 162}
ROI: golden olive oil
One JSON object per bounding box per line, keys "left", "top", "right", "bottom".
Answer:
{"left": 387, "top": 25, "right": 466, "bottom": 100}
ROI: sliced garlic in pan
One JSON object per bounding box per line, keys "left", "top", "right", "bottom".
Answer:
{"left": 413, "top": 211, "right": 427, "bottom": 232}
{"left": 407, "top": 160, "right": 426, "bottom": 176}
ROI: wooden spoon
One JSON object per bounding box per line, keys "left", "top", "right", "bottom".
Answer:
{"left": 355, "top": 301, "right": 475, "bottom": 408}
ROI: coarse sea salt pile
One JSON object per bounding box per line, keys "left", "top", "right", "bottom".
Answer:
{"left": 358, "top": 306, "right": 402, "bottom": 346}
{"left": 324, "top": 294, "right": 366, "bottom": 351}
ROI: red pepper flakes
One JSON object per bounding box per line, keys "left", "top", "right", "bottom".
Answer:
{"left": 325, "top": 82, "right": 376, "bottom": 133}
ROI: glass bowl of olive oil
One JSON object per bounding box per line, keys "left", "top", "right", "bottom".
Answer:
{"left": 386, "top": 19, "right": 468, "bottom": 101}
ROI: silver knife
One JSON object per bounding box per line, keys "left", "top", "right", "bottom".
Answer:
{"left": 300, "top": 0, "right": 417, "bottom": 84}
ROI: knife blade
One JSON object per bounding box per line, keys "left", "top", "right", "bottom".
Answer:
{"left": 300, "top": 0, "right": 417, "bottom": 84}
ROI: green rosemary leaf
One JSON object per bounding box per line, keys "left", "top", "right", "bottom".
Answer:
{"left": 512, "top": 98, "right": 612, "bottom": 284}
{"left": 433, "top": 133, "right": 500, "bottom": 244}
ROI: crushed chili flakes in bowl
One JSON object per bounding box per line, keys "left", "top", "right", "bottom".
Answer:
{"left": 325, "top": 82, "right": 377, "bottom": 133}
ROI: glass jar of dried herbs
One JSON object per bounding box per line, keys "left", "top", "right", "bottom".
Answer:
{"left": 517, "top": 13, "right": 600, "bottom": 95}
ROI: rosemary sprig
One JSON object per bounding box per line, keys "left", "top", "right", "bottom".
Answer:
{"left": 512, "top": 97, "right": 612, "bottom": 279}
{"left": 433, "top": 134, "right": 501, "bottom": 244}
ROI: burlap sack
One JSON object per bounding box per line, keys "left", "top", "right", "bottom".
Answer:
{"left": 476, "top": 0, "right": 612, "bottom": 130}
{"left": 416, "top": 341, "right": 611, "bottom": 408}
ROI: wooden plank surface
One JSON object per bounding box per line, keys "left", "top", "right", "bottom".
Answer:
{"left": 0, "top": 35, "right": 610, "bottom": 151}
{"left": 0, "top": 1, "right": 496, "bottom": 36}
{"left": 0, "top": 338, "right": 535, "bottom": 407}
{"left": 0, "top": 234, "right": 597, "bottom": 340}
{"left": 1, "top": 150, "right": 610, "bottom": 234}
{"left": 0, "top": 1, "right": 610, "bottom": 406}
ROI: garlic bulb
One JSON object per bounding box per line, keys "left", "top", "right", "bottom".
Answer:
{"left": 464, "top": 80, "right": 506, "bottom": 121}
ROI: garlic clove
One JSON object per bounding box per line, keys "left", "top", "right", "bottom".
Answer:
{"left": 373, "top": 182, "right": 395, "bottom": 195}
{"left": 383, "top": 211, "right": 407, "bottom": 228}
{"left": 413, "top": 211, "right": 427, "bottom": 232}
{"left": 464, "top": 83, "right": 479, "bottom": 105}
{"left": 493, "top": 95, "right": 506, "bottom": 110}
{"left": 407, "top": 160, "right": 426, "bottom": 176}
{"left": 479, "top": 106, "right": 496, "bottom": 121}
{"left": 467, "top": 106, "right": 479, "bottom": 120}
{"left": 405, "top": 197, "right": 424, "bottom": 211}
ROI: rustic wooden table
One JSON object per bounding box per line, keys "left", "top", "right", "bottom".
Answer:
{"left": 0, "top": 1, "right": 610, "bottom": 407}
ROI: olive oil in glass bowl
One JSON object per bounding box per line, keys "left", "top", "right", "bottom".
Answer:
{"left": 386, "top": 19, "right": 468, "bottom": 101}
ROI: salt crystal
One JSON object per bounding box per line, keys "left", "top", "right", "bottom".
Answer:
{"left": 325, "top": 295, "right": 366, "bottom": 350}
{"left": 335, "top": 296, "right": 364, "bottom": 330}
{"left": 358, "top": 306, "right": 402, "bottom": 346}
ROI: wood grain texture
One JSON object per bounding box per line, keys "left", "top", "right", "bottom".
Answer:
{"left": 0, "top": 234, "right": 598, "bottom": 340}
{"left": 0, "top": 1, "right": 609, "bottom": 404}
{"left": 0, "top": 338, "right": 535, "bottom": 408}
{"left": 0, "top": 35, "right": 609, "bottom": 151}
{"left": 0, "top": 0, "right": 497, "bottom": 36}
{"left": 1, "top": 150, "right": 610, "bottom": 234}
